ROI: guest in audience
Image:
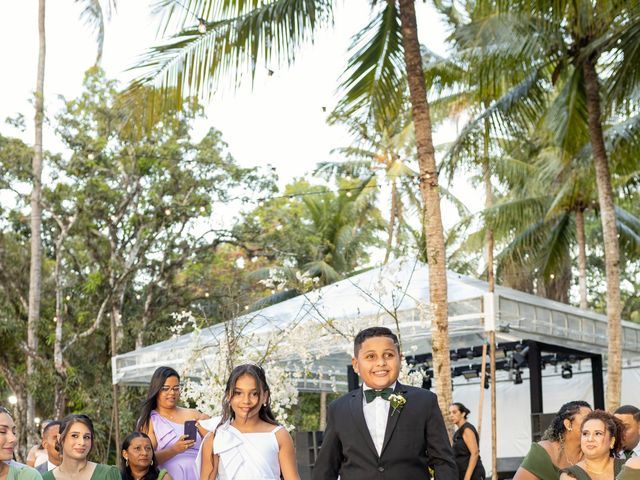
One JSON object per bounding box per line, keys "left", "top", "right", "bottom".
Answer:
{"left": 27, "top": 420, "right": 52, "bottom": 468}
{"left": 120, "top": 432, "right": 172, "bottom": 480}
{"left": 617, "top": 457, "right": 640, "bottom": 480}
{"left": 35, "top": 421, "right": 62, "bottom": 474}
{"left": 560, "top": 410, "right": 625, "bottom": 480}
{"left": 514, "top": 401, "right": 592, "bottom": 480}
{"left": 614, "top": 406, "right": 640, "bottom": 459}
{"left": 450, "top": 402, "right": 485, "bottom": 480}
{"left": 0, "top": 405, "right": 42, "bottom": 480}
{"left": 137, "top": 366, "right": 209, "bottom": 480}
{"left": 41, "top": 414, "right": 119, "bottom": 480}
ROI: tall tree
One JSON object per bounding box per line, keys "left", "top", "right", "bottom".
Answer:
{"left": 451, "top": 0, "right": 640, "bottom": 408}
{"left": 26, "top": 0, "right": 115, "bottom": 440}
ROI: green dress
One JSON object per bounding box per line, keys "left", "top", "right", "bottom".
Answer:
{"left": 520, "top": 443, "right": 561, "bottom": 480}
{"left": 617, "top": 466, "right": 640, "bottom": 480}
{"left": 563, "top": 458, "right": 625, "bottom": 480}
{"left": 41, "top": 464, "right": 119, "bottom": 480}
{"left": 7, "top": 464, "right": 42, "bottom": 480}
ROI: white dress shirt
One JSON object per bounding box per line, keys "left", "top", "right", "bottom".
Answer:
{"left": 619, "top": 440, "right": 640, "bottom": 459}
{"left": 362, "top": 382, "right": 396, "bottom": 456}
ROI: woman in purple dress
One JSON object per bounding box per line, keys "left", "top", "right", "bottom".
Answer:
{"left": 138, "top": 367, "right": 209, "bottom": 480}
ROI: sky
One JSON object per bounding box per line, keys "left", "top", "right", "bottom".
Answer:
{"left": 0, "top": 1, "right": 477, "bottom": 231}
{"left": 0, "top": 2, "right": 454, "bottom": 171}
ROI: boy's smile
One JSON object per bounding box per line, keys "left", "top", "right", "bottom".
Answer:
{"left": 352, "top": 336, "right": 401, "bottom": 391}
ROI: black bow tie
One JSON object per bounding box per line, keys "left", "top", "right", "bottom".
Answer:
{"left": 364, "top": 387, "right": 393, "bottom": 403}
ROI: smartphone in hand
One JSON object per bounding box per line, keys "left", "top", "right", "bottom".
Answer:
{"left": 184, "top": 420, "right": 197, "bottom": 442}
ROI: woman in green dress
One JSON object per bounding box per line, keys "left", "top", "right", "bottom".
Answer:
{"left": 0, "top": 406, "right": 42, "bottom": 480}
{"left": 617, "top": 457, "right": 640, "bottom": 480}
{"left": 514, "top": 401, "right": 592, "bottom": 480}
{"left": 560, "top": 410, "right": 626, "bottom": 480}
{"left": 41, "top": 414, "right": 119, "bottom": 480}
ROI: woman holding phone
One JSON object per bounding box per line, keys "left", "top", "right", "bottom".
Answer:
{"left": 138, "top": 367, "right": 209, "bottom": 480}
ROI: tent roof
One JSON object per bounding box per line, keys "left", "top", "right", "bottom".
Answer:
{"left": 112, "top": 257, "right": 640, "bottom": 391}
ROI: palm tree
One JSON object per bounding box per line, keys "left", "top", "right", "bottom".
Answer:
{"left": 244, "top": 179, "right": 385, "bottom": 308}
{"left": 133, "top": 0, "right": 454, "bottom": 410}
{"left": 449, "top": 0, "right": 640, "bottom": 409}
{"left": 316, "top": 111, "right": 422, "bottom": 263}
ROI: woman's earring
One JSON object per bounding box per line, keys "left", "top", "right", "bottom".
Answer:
{"left": 151, "top": 459, "right": 154, "bottom": 465}
{"left": 263, "top": 403, "right": 267, "bottom": 407}
{"left": 125, "top": 459, "right": 129, "bottom": 467}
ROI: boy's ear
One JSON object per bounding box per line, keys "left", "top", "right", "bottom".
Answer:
{"left": 351, "top": 356, "right": 359, "bottom": 375}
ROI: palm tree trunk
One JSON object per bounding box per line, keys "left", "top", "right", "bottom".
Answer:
{"left": 575, "top": 207, "right": 588, "bottom": 310}
{"left": 27, "top": 0, "right": 46, "bottom": 444}
{"left": 582, "top": 59, "right": 622, "bottom": 410}
{"left": 397, "top": 0, "right": 452, "bottom": 418}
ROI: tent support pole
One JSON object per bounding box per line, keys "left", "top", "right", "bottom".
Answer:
{"left": 591, "top": 355, "right": 605, "bottom": 409}
{"left": 527, "top": 340, "right": 543, "bottom": 414}
{"left": 477, "top": 343, "right": 488, "bottom": 439}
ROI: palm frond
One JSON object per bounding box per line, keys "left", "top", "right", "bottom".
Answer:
{"left": 542, "top": 66, "right": 589, "bottom": 160}
{"left": 74, "top": 0, "right": 114, "bottom": 64}
{"left": 334, "top": 1, "right": 405, "bottom": 122}
{"left": 133, "top": 0, "right": 334, "bottom": 100}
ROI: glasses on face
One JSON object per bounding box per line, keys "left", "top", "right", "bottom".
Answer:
{"left": 160, "top": 385, "right": 181, "bottom": 393}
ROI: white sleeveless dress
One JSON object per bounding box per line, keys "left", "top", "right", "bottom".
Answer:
{"left": 212, "top": 423, "right": 283, "bottom": 480}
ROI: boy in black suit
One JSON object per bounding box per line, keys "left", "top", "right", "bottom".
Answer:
{"left": 313, "top": 326, "right": 457, "bottom": 480}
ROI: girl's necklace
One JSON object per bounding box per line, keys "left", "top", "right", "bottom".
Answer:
{"left": 563, "top": 447, "right": 582, "bottom": 465}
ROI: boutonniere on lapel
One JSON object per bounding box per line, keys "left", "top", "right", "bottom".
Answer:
{"left": 388, "top": 393, "right": 407, "bottom": 416}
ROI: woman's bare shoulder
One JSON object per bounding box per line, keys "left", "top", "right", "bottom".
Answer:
{"left": 538, "top": 440, "right": 559, "bottom": 457}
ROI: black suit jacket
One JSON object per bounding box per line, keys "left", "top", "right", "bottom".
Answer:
{"left": 313, "top": 383, "right": 458, "bottom": 480}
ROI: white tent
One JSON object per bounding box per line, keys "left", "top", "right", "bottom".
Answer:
{"left": 112, "top": 257, "right": 640, "bottom": 389}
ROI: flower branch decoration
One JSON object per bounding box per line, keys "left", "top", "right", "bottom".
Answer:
{"left": 389, "top": 393, "right": 407, "bottom": 416}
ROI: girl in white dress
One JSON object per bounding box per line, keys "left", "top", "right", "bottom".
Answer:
{"left": 199, "top": 364, "right": 300, "bottom": 480}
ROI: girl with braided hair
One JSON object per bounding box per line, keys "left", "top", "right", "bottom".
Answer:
{"left": 514, "top": 401, "right": 592, "bottom": 480}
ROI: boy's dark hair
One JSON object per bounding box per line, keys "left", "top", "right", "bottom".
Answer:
{"left": 614, "top": 405, "right": 640, "bottom": 421}
{"left": 354, "top": 327, "right": 399, "bottom": 356}
{"left": 42, "top": 420, "right": 61, "bottom": 437}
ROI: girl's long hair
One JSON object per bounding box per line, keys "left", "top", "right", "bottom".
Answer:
{"left": 120, "top": 432, "right": 160, "bottom": 480}
{"left": 137, "top": 366, "right": 180, "bottom": 432}
{"left": 217, "top": 364, "right": 278, "bottom": 430}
